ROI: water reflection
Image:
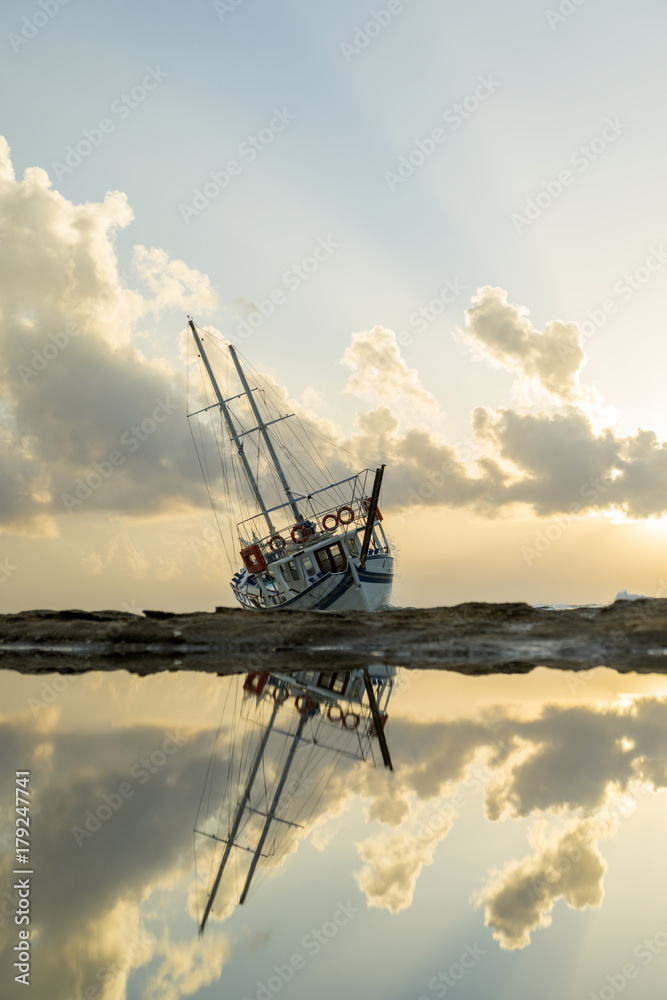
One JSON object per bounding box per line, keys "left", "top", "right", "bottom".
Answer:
{"left": 195, "top": 665, "right": 395, "bottom": 931}
{"left": 1, "top": 665, "right": 667, "bottom": 999}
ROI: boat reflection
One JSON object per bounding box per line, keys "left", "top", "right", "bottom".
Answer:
{"left": 194, "top": 664, "right": 395, "bottom": 932}
{"left": 5, "top": 664, "right": 667, "bottom": 999}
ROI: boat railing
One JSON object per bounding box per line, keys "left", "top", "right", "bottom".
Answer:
{"left": 243, "top": 494, "right": 384, "bottom": 561}
{"left": 241, "top": 671, "right": 390, "bottom": 746}
{"left": 236, "top": 469, "right": 386, "bottom": 558}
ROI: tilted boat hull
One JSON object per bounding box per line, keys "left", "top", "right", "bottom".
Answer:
{"left": 232, "top": 555, "right": 394, "bottom": 612}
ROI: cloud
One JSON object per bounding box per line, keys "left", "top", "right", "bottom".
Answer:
{"left": 6, "top": 678, "right": 667, "bottom": 991}
{"left": 459, "top": 285, "right": 592, "bottom": 406}
{"left": 470, "top": 406, "right": 667, "bottom": 518}
{"left": 342, "top": 325, "right": 439, "bottom": 409}
{"left": 0, "top": 137, "right": 215, "bottom": 533}
{"left": 351, "top": 286, "right": 667, "bottom": 521}
{"left": 350, "top": 697, "right": 667, "bottom": 925}
{"left": 4, "top": 129, "right": 667, "bottom": 550}
{"left": 476, "top": 819, "right": 609, "bottom": 949}
{"left": 0, "top": 718, "right": 217, "bottom": 999}
{"left": 145, "top": 933, "right": 230, "bottom": 1000}
{"left": 483, "top": 698, "right": 667, "bottom": 820}
{"left": 355, "top": 827, "right": 444, "bottom": 913}
{"left": 132, "top": 245, "right": 217, "bottom": 317}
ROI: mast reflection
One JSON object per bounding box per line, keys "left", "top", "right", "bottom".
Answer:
{"left": 195, "top": 664, "right": 396, "bottom": 933}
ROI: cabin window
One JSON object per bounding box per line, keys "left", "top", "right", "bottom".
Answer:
{"left": 303, "top": 555, "right": 315, "bottom": 574}
{"left": 317, "top": 671, "right": 350, "bottom": 695}
{"left": 315, "top": 543, "right": 346, "bottom": 574}
{"left": 346, "top": 536, "right": 359, "bottom": 556}
{"left": 287, "top": 560, "right": 300, "bottom": 582}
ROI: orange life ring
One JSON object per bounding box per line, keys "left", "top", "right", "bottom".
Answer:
{"left": 295, "top": 694, "right": 316, "bottom": 715}
{"left": 269, "top": 534, "right": 286, "bottom": 550}
{"left": 337, "top": 506, "right": 354, "bottom": 525}
{"left": 342, "top": 711, "right": 360, "bottom": 730}
{"left": 322, "top": 513, "right": 338, "bottom": 532}
{"left": 291, "top": 523, "right": 311, "bottom": 543}
{"left": 272, "top": 686, "right": 289, "bottom": 703}
{"left": 327, "top": 704, "right": 343, "bottom": 723}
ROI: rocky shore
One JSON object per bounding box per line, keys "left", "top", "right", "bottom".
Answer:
{"left": 2, "top": 599, "right": 667, "bottom": 674}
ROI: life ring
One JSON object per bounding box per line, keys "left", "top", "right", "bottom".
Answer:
{"left": 342, "top": 711, "right": 360, "bottom": 730}
{"left": 337, "top": 506, "right": 354, "bottom": 525}
{"left": 272, "top": 686, "right": 289, "bottom": 704}
{"left": 322, "top": 513, "right": 338, "bottom": 531}
{"left": 291, "top": 523, "right": 311, "bottom": 543}
{"left": 327, "top": 704, "right": 343, "bottom": 723}
{"left": 295, "top": 694, "right": 316, "bottom": 715}
{"left": 269, "top": 534, "right": 286, "bottom": 550}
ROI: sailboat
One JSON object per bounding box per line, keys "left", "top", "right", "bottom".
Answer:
{"left": 187, "top": 319, "right": 394, "bottom": 611}
{"left": 194, "top": 662, "right": 395, "bottom": 932}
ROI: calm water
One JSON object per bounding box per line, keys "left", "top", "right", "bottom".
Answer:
{"left": 2, "top": 664, "right": 667, "bottom": 1000}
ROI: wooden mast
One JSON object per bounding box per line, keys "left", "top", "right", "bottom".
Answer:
{"left": 188, "top": 319, "right": 277, "bottom": 535}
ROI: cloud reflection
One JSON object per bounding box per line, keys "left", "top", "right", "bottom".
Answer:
{"left": 2, "top": 676, "right": 667, "bottom": 998}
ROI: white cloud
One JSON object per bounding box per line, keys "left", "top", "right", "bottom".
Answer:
{"left": 342, "top": 325, "right": 439, "bottom": 409}
{"left": 145, "top": 932, "right": 230, "bottom": 1000}
{"left": 476, "top": 819, "right": 610, "bottom": 949}
{"left": 3, "top": 132, "right": 667, "bottom": 547}
{"left": 355, "top": 826, "right": 444, "bottom": 913}
{"left": 459, "top": 285, "right": 593, "bottom": 407}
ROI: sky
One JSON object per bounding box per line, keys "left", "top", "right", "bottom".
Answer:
{"left": 3, "top": 665, "right": 667, "bottom": 1000}
{"left": 1, "top": 0, "right": 667, "bottom": 611}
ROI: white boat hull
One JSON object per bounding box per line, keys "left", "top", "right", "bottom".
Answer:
{"left": 233, "top": 554, "right": 393, "bottom": 612}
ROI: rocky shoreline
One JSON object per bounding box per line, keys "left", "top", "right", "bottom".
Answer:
{"left": 2, "top": 598, "right": 667, "bottom": 674}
